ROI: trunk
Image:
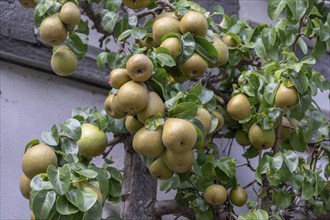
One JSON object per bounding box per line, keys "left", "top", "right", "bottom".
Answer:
{"left": 121, "top": 139, "right": 157, "bottom": 220}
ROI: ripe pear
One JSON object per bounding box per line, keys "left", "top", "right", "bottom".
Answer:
{"left": 160, "top": 37, "right": 181, "bottom": 59}
{"left": 195, "top": 108, "right": 212, "bottom": 134}
{"left": 22, "top": 144, "right": 58, "bottom": 179}
{"left": 77, "top": 123, "right": 108, "bottom": 158}
{"left": 275, "top": 83, "right": 298, "bottom": 109}
{"left": 39, "top": 13, "right": 67, "bottom": 46}
{"left": 148, "top": 156, "right": 174, "bottom": 180}
{"left": 179, "top": 11, "right": 208, "bottom": 36}
{"left": 51, "top": 45, "right": 77, "bottom": 77}
{"left": 122, "top": 0, "right": 150, "bottom": 9}
{"left": 235, "top": 130, "right": 250, "bottom": 146}
{"left": 212, "top": 111, "right": 225, "bottom": 131}
{"left": 227, "top": 94, "right": 251, "bottom": 121}
{"left": 104, "top": 94, "right": 126, "bottom": 119}
{"left": 137, "top": 91, "right": 165, "bottom": 123}
{"left": 152, "top": 17, "right": 180, "bottom": 45}
{"left": 281, "top": 117, "right": 292, "bottom": 140}
{"left": 179, "top": 53, "right": 208, "bottom": 78}
{"left": 19, "top": 0, "right": 36, "bottom": 8}
{"left": 137, "top": 36, "right": 157, "bottom": 49}
{"left": 59, "top": 2, "right": 80, "bottom": 27}
{"left": 229, "top": 186, "right": 247, "bottom": 207}
{"left": 154, "top": 12, "right": 179, "bottom": 23}
{"left": 163, "top": 149, "right": 194, "bottom": 173}
{"left": 78, "top": 182, "right": 103, "bottom": 204}
{"left": 222, "top": 34, "right": 237, "bottom": 47}
{"left": 116, "top": 81, "right": 149, "bottom": 115}
{"left": 19, "top": 173, "right": 31, "bottom": 199}
{"left": 108, "top": 69, "right": 131, "bottom": 89}
{"left": 248, "top": 123, "right": 275, "bottom": 150}
{"left": 204, "top": 184, "right": 227, "bottom": 205}
{"left": 133, "top": 127, "right": 164, "bottom": 158}
{"left": 125, "top": 116, "right": 144, "bottom": 134}
{"left": 162, "top": 118, "right": 197, "bottom": 152}
{"left": 208, "top": 35, "right": 229, "bottom": 68}
{"left": 126, "top": 54, "right": 153, "bottom": 82}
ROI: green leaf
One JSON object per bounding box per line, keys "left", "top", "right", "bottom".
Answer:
{"left": 83, "top": 201, "right": 102, "bottom": 220}
{"left": 35, "top": 0, "right": 56, "bottom": 17}
{"left": 286, "top": 0, "right": 308, "bottom": 21}
{"left": 213, "top": 5, "right": 224, "bottom": 15}
{"left": 178, "top": 32, "right": 195, "bottom": 64}
{"left": 201, "top": 162, "right": 215, "bottom": 179}
{"left": 282, "top": 150, "right": 298, "bottom": 173}
{"left": 214, "top": 157, "right": 236, "bottom": 178}
{"left": 96, "top": 52, "right": 108, "bottom": 71}
{"left": 168, "top": 102, "right": 198, "bottom": 119}
{"left": 66, "top": 33, "right": 88, "bottom": 60}
{"left": 61, "top": 137, "right": 78, "bottom": 155}
{"left": 131, "top": 27, "right": 147, "bottom": 40}
{"left": 238, "top": 209, "right": 269, "bottom": 220}
{"left": 297, "top": 38, "right": 308, "bottom": 54}
{"left": 47, "top": 165, "right": 71, "bottom": 196}
{"left": 107, "top": 52, "right": 122, "bottom": 69}
{"left": 107, "top": 118, "right": 127, "bottom": 134}
{"left": 41, "top": 125, "right": 59, "bottom": 146}
{"left": 145, "top": 113, "right": 165, "bottom": 131}
{"left": 32, "top": 190, "right": 57, "bottom": 219}
{"left": 264, "top": 82, "right": 280, "bottom": 105}
{"left": 302, "top": 179, "right": 314, "bottom": 200}
{"left": 102, "top": 12, "right": 118, "bottom": 33}
{"left": 56, "top": 195, "right": 79, "bottom": 215}
{"left": 75, "top": 169, "right": 98, "bottom": 179}
{"left": 60, "top": 119, "right": 81, "bottom": 141}
{"left": 30, "top": 175, "right": 53, "bottom": 191}
{"left": 289, "top": 70, "right": 309, "bottom": 94}
{"left": 194, "top": 36, "right": 217, "bottom": 63}
{"left": 273, "top": 190, "right": 292, "bottom": 209}
{"left": 255, "top": 39, "right": 267, "bottom": 59}
{"left": 267, "top": 0, "right": 287, "bottom": 20}
{"left": 156, "top": 53, "right": 176, "bottom": 67}
{"left": 90, "top": 166, "right": 110, "bottom": 201}
{"left": 24, "top": 139, "right": 40, "bottom": 153}
{"left": 311, "top": 38, "right": 327, "bottom": 60}
{"left": 290, "top": 130, "right": 306, "bottom": 152}
{"left": 105, "top": 0, "right": 121, "bottom": 11}
{"left": 118, "top": 29, "right": 132, "bottom": 41}
{"left": 76, "top": 187, "right": 98, "bottom": 212}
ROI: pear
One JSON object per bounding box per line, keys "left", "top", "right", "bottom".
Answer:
{"left": 77, "top": 123, "right": 108, "bottom": 158}
{"left": 19, "top": 173, "right": 31, "bottom": 199}
{"left": 39, "top": 13, "right": 67, "bottom": 46}
{"left": 19, "top": 0, "right": 36, "bottom": 8}
{"left": 59, "top": 2, "right": 80, "bottom": 27}
{"left": 204, "top": 184, "right": 227, "bottom": 205}
{"left": 229, "top": 186, "right": 248, "bottom": 207}
{"left": 179, "top": 11, "right": 208, "bottom": 36}
{"left": 162, "top": 118, "right": 197, "bottom": 152}
{"left": 104, "top": 94, "right": 126, "bottom": 119}
{"left": 208, "top": 35, "right": 229, "bottom": 68}
{"left": 281, "top": 117, "right": 292, "bottom": 140}
{"left": 122, "top": 0, "right": 150, "bottom": 9}
{"left": 137, "top": 91, "right": 165, "bottom": 123}
{"left": 235, "top": 130, "right": 250, "bottom": 146}
{"left": 22, "top": 144, "right": 58, "bottom": 179}
{"left": 51, "top": 45, "right": 77, "bottom": 76}
{"left": 212, "top": 111, "right": 225, "bottom": 131}
{"left": 179, "top": 53, "right": 208, "bottom": 78}
{"left": 195, "top": 108, "right": 212, "bottom": 134}
{"left": 163, "top": 149, "right": 194, "bottom": 173}
{"left": 227, "top": 94, "right": 251, "bottom": 121}
{"left": 248, "top": 123, "right": 275, "bottom": 150}
{"left": 160, "top": 37, "right": 181, "bottom": 59}
{"left": 133, "top": 127, "right": 164, "bottom": 158}
{"left": 275, "top": 83, "right": 298, "bottom": 109}
{"left": 148, "top": 156, "right": 174, "bottom": 180}
{"left": 125, "top": 116, "right": 144, "bottom": 134}
{"left": 152, "top": 17, "right": 180, "bottom": 45}
{"left": 108, "top": 69, "right": 131, "bottom": 89}
{"left": 222, "top": 34, "right": 237, "bottom": 47}
{"left": 116, "top": 81, "right": 149, "bottom": 115}
{"left": 154, "top": 12, "right": 179, "bottom": 23}
{"left": 126, "top": 54, "right": 153, "bottom": 82}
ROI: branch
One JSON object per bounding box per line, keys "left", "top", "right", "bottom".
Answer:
{"left": 291, "top": 17, "right": 305, "bottom": 52}
{"left": 102, "top": 136, "right": 124, "bottom": 158}
{"left": 79, "top": 1, "right": 107, "bottom": 35}
{"left": 153, "top": 200, "right": 195, "bottom": 219}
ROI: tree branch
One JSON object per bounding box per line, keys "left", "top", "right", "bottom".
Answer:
{"left": 153, "top": 200, "right": 195, "bottom": 219}
{"left": 291, "top": 17, "right": 305, "bottom": 52}
{"left": 102, "top": 136, "right": 124, "bottom": 158}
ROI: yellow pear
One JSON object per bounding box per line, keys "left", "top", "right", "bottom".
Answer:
{"left": 108, "top": 69, "right": 131, "bottom": 89}
{"left": 152, "top": 17, "right": 180, "bottom": 45}
{"left": 248, "top": 123, "right": 275, "bottom": 150}
{"left": 148, "top": 156, "right": 174, "bottom": 180}
{"left": 133, "top": 127, "right": 164, "bottom": 158}
{"left": 163, "top": 149, "right": 194, "bottom": 173}
{"left": 51, "top": 45, "right": 77, "bottom": 77}
{"left": 125, "top": 116, "right": 144, "bottom": 134}
{"left": 137, "top": 91, "right": 165, "bottom": 123}
{"left": 212, "top": 111, "right": 225, "bottom": 131}
{"left": 222, "top": 34, "right": 237, "bottom": 47}
{"left": 208, "top": 35, "right": 229, "bottom": 68}
{"left": 19, "top": 173, "right": 31, "bottom": 199}
{"left": 227, "top": 94, "right": 251, "bottom": 121}
{"left": 160, "top": 37, "right": 181, "bottom": 59}
{"left": 204, "top": 184, "right": 227, "bottom": 205}
{"left": 154, "top": 12, "right": 179, "bottom": 23}
{"left": 39, "top": 13, "right": 67, "bottom": 46}
{"left": 235, "top": 130, "right": 250, "bottom": 146}
{"left": 275, "top": 83, "right": 299, "bottom": 109}
{"left": 122, "top": 0, "right": 150, "bottom": 9}
{"left": 19, "top": 0, "right": 36, "bottom": 8}
{"left": 59, "top": 2, "right": 81, "bottom": 27}
{"left": 137, "top": 36, "right": 157, "bottom": 49}
{"left": 126, "top": 54, "right": 153, "bottom": 82}
{"left": 229, "top": 186, "right": 247, "bottom": 207}
{"left": 179, "top": 11, "right": 208, "bottom": 36}
{"left": 162, "top": 118, "right": 197, "bottom": 152}
{"left": 22, "top": 144, "right": 58, "bottom": 179}
{"left": 104, "top": 94, "right": 126, "bottom": 119}
{"left": 179, "top": 53, "right": 208, "bottom": 78}
{"left": 195, "top": 108, "right": 212, "bottom": 134}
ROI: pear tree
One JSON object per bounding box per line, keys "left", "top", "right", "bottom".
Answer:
{"left": 19, "top": 0, "right": 330, "bottom": 219}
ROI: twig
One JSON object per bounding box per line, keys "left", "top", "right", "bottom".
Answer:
{"left": 102, "top": 136, "right": 123, "bottom": 158}
{"left": 242, "top": 147, "right": 256, "bottom": 172}
{"left": 291, "top": 17, "right": 305, "bottom": 52}
{"left": 243, "top": 180, "right": 257, "bottom": 189}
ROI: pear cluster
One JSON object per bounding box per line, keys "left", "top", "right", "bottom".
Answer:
{"left": 138, "top": 11, "right": 229, "bottom": 81}
{"left": 37, "top": 2, "right": 81, "bottom": 76}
